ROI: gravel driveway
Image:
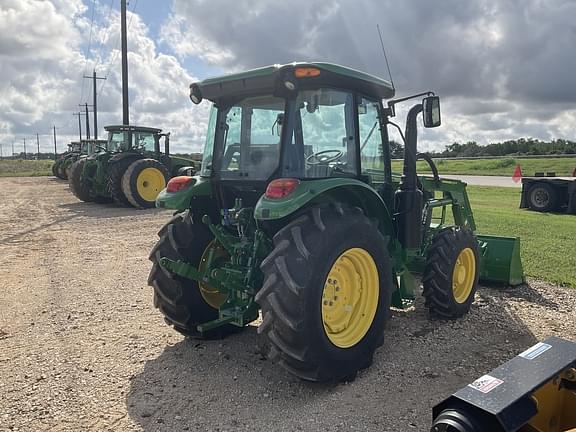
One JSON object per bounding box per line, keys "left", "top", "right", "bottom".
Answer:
{"left": 1, "top": 177, "right": 574, "bottom": 432}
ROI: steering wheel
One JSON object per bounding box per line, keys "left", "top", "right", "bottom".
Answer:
{"left": 306, "top": 149, "right": 344, "bottom": 165}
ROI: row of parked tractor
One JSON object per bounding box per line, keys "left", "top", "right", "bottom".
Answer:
{"left": 52, "top": 125, "right": 200, "bottom": 208}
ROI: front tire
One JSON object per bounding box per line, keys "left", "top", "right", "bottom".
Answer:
{"left": 422, "top": 227, "right": 479, "bottom": 319}
{"left": 257, "top": 205, "right": 393, "bottom": 382}
{"left": 122, "top": 159, "right": 169, "bottom": 209}
{"left": 147, "top": 210, "right": 238, "bottom": 338}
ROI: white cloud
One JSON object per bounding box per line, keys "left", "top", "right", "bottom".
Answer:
{"left": 0, "top": 0, "right": 207, "bottom": 154}
{"left": 162, "top": 0, "right": 576, "bottom": 151}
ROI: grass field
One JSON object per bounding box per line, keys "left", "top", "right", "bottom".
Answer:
{"left": 391, "top": 157, "right": 576, "bottom": 177}
{"left": 0, "top": 159, "right": 53, "bottom": 177}
{"left": 465, "top": 185, "right": 575, "bottom": 288}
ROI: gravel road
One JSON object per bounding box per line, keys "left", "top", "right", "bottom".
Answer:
{"left": 1, "top": 177, "right": 575, "bottom": 432}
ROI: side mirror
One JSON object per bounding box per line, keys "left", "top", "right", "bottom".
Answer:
{"left": 422, "top": 96, "right": 441, "bottom": 128}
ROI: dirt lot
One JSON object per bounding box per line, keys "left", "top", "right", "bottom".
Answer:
{"left": 1, "top": 177, "right": 575, "bottom": 432}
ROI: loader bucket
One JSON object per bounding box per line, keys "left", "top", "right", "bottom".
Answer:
{"left": 477, "top": 234, "right": 524, "bottom": 286}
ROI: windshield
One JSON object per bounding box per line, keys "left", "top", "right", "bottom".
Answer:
{"left": 283, "top": 88, "right": 357, "bottom": 178}
{"left": 211, "top": 95, "right": 284, "bottom": 180}
{"left": 200, "top": 88, "right": 361, "bottom": 180}
{"left": 108, "top": 132, "right": 129, "bottom": 151}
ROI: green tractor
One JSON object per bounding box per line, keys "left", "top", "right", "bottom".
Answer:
{"left": 69, "top": 125, "right": 199, "bottom": 208}
{"left": 53, "top": 141, "right": 81, "bottom": 180}
{"left": 148, "top": 63, "right": 524, "bottom": 382}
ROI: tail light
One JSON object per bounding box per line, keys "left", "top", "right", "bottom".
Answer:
{"left": 265, "top": 178, "right": 300, "bottom": 199}
{"left": 166, "top": 176, "right": 195, "bottom": 193}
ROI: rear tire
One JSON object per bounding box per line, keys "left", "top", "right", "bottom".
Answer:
{"left": 528, "top": 182, "right": 558, "bottom": 212}
{"left": 108, "top": 157, "right": 139, "bottom": 207}
{"left": 122, "top": 159, "right": 169, "bottom": 209}
{"left": 147, "top": 210, "right": 238, "bottom": 339}
{"left": 58, "top": 161, "right": 68, "bottom": 180}
{"left": 422, "top": 227, "right": 479, "bottom": 319}
{"left": 257, "top": 204, "right": 392, "bottom": 382}
{"left": 69, "top": 159, "right": 92, "bottom": 202}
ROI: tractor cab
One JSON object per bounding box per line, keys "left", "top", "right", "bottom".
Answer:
{"left": 193, "top": 63, "right": 402, "bottom": 208}
{"left": 182, "top": 62, "right": 443, "bottom": 219}
{"left": 105, "top": 125, "right": 169, "bottom": 157}
{"left": 80, "top": 139, "right": 107, "bottom": 155}
{"left": 69, "top": 141, "right": 81, "bottom": 153}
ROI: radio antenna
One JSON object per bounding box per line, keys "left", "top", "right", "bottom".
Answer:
{"left": 377, "top": 24, "right": 395, "bottom": 91}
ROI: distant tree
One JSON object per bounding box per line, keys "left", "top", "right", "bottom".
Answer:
{"left": 437, "top": 138, "right": 576, "bottom": 158}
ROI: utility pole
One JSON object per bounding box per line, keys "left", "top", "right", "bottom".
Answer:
{"left": 23, "top": 137, "right": 27, "bottom": 160}
{"left": 84, "top": 103, "right": 91, "bottom": 139}
{"left": 121, "top": 0, "right": 129, "bottom": 125}
{"left": 12, "top": 140, "right": 14, "bottom": 159}
{"left": 53, "top": 126, "right": 57, "bottom": 160}
{"left": 36, "top": 133, "right": 40, "bottom": 160}
{"left": 73, "top": 112, "right": 83, "bottom": 141}
{"left": 0, "top": 143, "right": 3, "bottom": 159}
{"left": 83, "top": 70, "right": 105, "bottom": 139}
{"left": 79, "top": 103, "right": 94, "bottom": 139}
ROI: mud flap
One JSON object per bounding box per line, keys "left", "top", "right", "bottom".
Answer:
{"left": 477, "top": 234, "right": 524, "bottom": 286}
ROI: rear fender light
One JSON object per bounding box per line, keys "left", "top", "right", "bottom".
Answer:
{"left": 265, "top": 178, "right": 300, "bottom": 199}
{"left": 166, "top": 176, "right": 195, "bottom": 193}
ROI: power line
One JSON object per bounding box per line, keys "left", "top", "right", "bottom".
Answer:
{"left": 95, "top": 0, "right": 116, "bottom": 69}
{"left": 79, "top": 0, "right": 97, "bottom": 106}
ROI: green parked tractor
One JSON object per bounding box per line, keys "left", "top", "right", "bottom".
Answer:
{"left": 53, "top": 141, "right": 81, "bottom": 179}
{"left": 148, "top": 63, "right": 524, "bottom": 382}
{"left": 69, "top": 125, "right": 199, "bottom": 208}
{"left": 55, "top": 139, "right": 106, "bottom": 180}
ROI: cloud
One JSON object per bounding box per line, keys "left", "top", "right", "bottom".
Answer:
{"left": 162, "top": 0, "right": 576, "bottom": 150}
{"left": 0, "top": 0, "right": 206, "bottom": 154}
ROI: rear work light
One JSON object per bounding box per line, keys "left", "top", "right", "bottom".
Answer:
{"left": 166, "top": 176, "right": 195, "bottom": 193}
{"left": 265, "top": 178, "right": 300, "bottom": 199}
{"left": 294, "top": 67, "right": 321, "bottom": 78}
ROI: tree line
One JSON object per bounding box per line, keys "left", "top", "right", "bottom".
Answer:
{"left": 429, "top": 138, "right": 576, "bottom": 158}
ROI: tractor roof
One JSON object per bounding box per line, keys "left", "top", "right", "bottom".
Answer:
{"left": 192, "top": 62, "right": 395, "bottom": 102}
{"left": 80, "top": 139, "right": 107, "bottom": 144}
{"left": 104, "top": 125, "right": 162, "bottom": 134}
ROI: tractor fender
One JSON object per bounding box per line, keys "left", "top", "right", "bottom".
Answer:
{"left": 155, "top": 175, "right": 213, "bottom": 211}
{"left": 254, "top": 178, "right": 395, "bottom": 238}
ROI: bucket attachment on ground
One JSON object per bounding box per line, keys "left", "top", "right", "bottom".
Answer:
{"left": 477, "top": 234, "right": 524, "bottom": 286}
{"left": 432, "top": 336, "right": 576, "bottom": 432}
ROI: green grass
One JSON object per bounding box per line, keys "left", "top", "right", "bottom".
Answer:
{"left": 0, "top": 159, "right": 54, "bottom": 177}
{"left": 391, "top": 157, "right": 576, "bottom": 176}
{"left": 464, "top": 185, "right": 576, "bottom": 287}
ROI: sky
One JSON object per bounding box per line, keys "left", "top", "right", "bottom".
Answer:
{"left": 0, "top": 0, "right": 575, "bottom": 155}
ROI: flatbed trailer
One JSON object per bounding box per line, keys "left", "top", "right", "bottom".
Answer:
{"left": 520, "top": 176, "right": 576, "bottom": 213}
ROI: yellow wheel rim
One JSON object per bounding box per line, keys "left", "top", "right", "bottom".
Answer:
{"left": 136, "top": 168, "right": 166, "bottom": 202}
{"left": 452, "top": 248, "right": 476, "bottom": 304}
{"left": 321, "top": 248, "right": 379, "bottom": 349}
{"left": 198, "top": 240, "right": 228, "bottom": 309}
